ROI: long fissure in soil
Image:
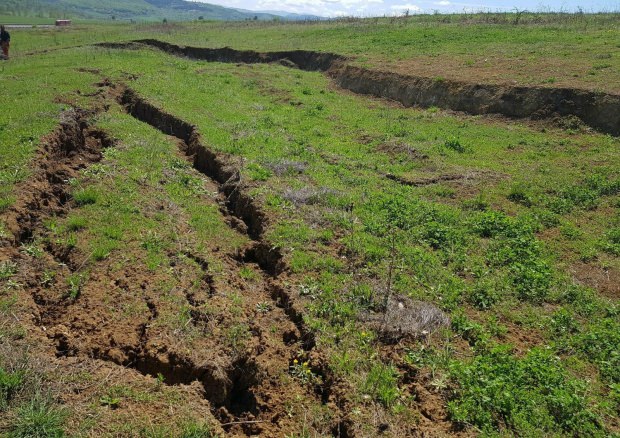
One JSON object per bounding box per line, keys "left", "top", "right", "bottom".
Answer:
{"left": 0, "top": 98, "right": 329, "bottom": 436}
{"left": 109, "top": 84, "right": 347, "bottom": 434}
{"left": 113, "top": 81, "right": 318, "bottom": 350}
{"left": 99, "top": 39, "right": 620, "bottom": 136}
{"left": 2, "top": 109, "right": 113, "bottom": 244}
{"left": 0, "top": 108, "right": 116, "bottom": 326}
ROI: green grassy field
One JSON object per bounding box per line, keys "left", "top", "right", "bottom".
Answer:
{"left": 0, "top": 15, "right": 619, "bottom": 437}
{"left": 0, "top": 15, "right": 56, "bottom": 25}
{"left": 6, "top": 13, "right": 620, "bottom": 92}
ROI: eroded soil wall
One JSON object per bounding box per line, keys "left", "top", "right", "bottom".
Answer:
{"left": 330, "top": 64, "right": 620, "bottom": 136}
{"left": 114, "top": 39, "right": 620, "bottom": 136}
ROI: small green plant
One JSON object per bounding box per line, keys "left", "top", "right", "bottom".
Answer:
{"left": 73, "top": 187, "right": 99, "bottom": 206}
{"left": 289, "top": 359, "right": 317, "bottom": 385}
{"left": 65, "top": 273, "right": 84, "bottom": 300}
{"left": 180, "top": 422, "right": 215, "bottom": 438}
{"left": 443, "top": 137, "right": 467, "bottom": 153}
{"left": 507, "top": 183, "right": 534, "bottom": 207}
{"left": 226, "top": 324, "right": 249, "bottom": 354}
{"left": 255, "top": 302, "right": 272, "bottom": 313}
{"left": 20, "top": 243, "right": 44, "bottom": 258}
{"left": 9, "top": 395, "right": 66, "bottom": 438}
{"left": 239, "top": 266, "right": 258, "bottom": 281}
{"left": 600, "top": 228, "right": 620, "bottom": 256}
{"left": 550, "top": 308, "right": 579, "bottom": 336}
{"left": 0, "top": 368, "right": 23, "bottom": 410}
{"left": 99, "top": 395, "right": 120, "bottom": 409}
{"left": 155, "top": 373, "right": 165, "bottom": 391}
{"left": 467, "top": 281, "right": 499, "bottom": 310}
{"left": 0, "top": 222, "right": 8, "bottom": 239}
{"left": 575, "top": 318, "right": 620, "bottom": 383}
{"left": 559, "top": 223, "right": 581, "bottom": 240}
{"left": 40, "top": 270, "right": 56, "bottom": 287}
{"left": 0, "top": 261, "right": 17, "bottom": 280}
{"left": 361, "top": 363, "right": 400, "bottom": 407}
{"left": 299, "top": 283, "right": 319, "bottom": 299}
{"left": 66, "top": 216, "right": 87, "bottom": 231}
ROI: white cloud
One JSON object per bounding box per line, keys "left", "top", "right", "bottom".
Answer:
{"left": 195, "top": 0, "right": 619, "bottom": 17}
{"left": 389, "top": 3, "right": 422, "bottom": 11}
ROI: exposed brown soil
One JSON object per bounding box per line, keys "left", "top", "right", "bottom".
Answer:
{"left": 2, "top": 109, "right": 113, "bottom": 244}
{"left": 98, "top": 39, "right": 346, "bottom": 72}
{"left": 0, "top": 84, "right": 345, "bottom": 436}
{"left": 98, "top": 39, "right": 620, "bottom": 137}
{"left": 107, "top": 83, "right": 350, "bottom": 435}
{"left": 376, "top": 140, "right": 429, "bottom": 160}
{"left": 330, "top": 64, "right": 620, "bottom": 137}
{"left": 570, "top": 261, "right": 620, "bottom": 300}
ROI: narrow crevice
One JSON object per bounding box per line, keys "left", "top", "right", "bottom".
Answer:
{"left": 268, "top": 282, "right": 316, "bottom": 351}
{"left": 115, "top": 86, "right": 318, "bottom": 352}
{"left": 99, "top": 39, "right": 620, "bottom": 136}
{"left": 385, "top": 172, "right": 465, "bottom": 187}
{"left": 2, "top": 110, "right": 116, "bottom": 245}
{"left": 1, "top": 109, "right": 118, "bottom": 334}
{"left": 112, "top": 85, "right": 348, "bottom": 431}
{"left": 181, "top": 250, "right": 216, "bottom": 300}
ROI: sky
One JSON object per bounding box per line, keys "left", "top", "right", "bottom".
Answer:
{"left": 194, "top": 0, "right": 620, "bottom": 17}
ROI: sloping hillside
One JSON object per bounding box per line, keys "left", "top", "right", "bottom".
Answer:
{"left": 0, "top": 0, "right": 279, "bottom": 21}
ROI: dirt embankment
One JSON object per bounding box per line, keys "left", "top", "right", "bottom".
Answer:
{"left": 2, "top": 109, "right": 113, "bottom": 244}
{"left": 330, "top": 64, "right": 620, "bottom": 136}
{"left": 99, "top": 39, "right": 620, "bottom": 137}
{"left": 113, "top": 84, "right": 350, "bottom": 436}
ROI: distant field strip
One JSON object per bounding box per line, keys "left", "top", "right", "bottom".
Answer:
{"left": 99, "top": 39, "right": 620, "bottom": 136}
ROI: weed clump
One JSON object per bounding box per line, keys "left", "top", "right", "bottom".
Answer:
{"left": 448, "top": 346, "right": 603, "bottom": 436}
{"left": 574, "top": 318, "right": 620, "bottom": 383}
{"left": 0, "top": 368, "right": 23, "bottom": 410}
{"left": 600, "top": 228, "right": 620, "bottom": 256}
{"left": 362, "top": 363, "right": 400, "bottom": 407}
{"left": 442, "top": 137, "right": 467, "bottom": 153}
{"left": 9, "top": 395, "right": 66, "bottom": 438}
{"left": 282, "top": 187, "right": 337, "bottom": 206}
{"left": 264, "top": 159, "right": 307, "bottom": 176}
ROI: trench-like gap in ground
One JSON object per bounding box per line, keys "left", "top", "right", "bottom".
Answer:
{"left": 0, "top": 108, "right": 119, "bottom": 328}
{"left": 114, "top": 84, "right": 316, "bottom": 349}
{"left": 97, "top": 39, "right": 620, "bottom": 136}
{"left": 0, "top": 103, "right": 265, "bottom": 426}
{"left": 3, "top": 110, "right": 114, "bottom": 245}
{"left": 110, "top": 84, "right": 350, "bottom": 433}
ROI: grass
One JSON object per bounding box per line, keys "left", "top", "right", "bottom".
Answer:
{"left": 0, "top": 17, "right": 618, "bottom": 436}
{"left": 3, "top": 12, "right": 619, "bottom": 92}
{"left": 0, "top": 16, "right": 56, "bottom": 25}
{"left": 103, "top": 47, "right": 617, "bottom": 433}
{"left": 0, "top": 368, "right": 23, "bottom": 410}
{"left": 9, "top": 395, "right": 66, "bottom": 438}
{"left": 448, "top": 346, "right": 603, "bottom": 435}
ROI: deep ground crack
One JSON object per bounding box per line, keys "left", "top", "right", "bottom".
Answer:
{"left": 111, "top": 83, "right": 350, "bottom": 435}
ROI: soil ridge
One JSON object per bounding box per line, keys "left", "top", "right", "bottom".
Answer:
{"left": 99, "top": 39, "right": 620, "bottom": 136}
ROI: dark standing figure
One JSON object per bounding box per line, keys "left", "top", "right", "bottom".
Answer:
{"left": 0, "top": 26, "right": 10, "bottom": 60}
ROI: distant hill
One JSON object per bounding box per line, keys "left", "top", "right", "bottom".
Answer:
{"left": 237, "top": 9, "right": 324, "bottom": 21}
{"left": 0, "top": 0, "right": 282, "bottom": 21}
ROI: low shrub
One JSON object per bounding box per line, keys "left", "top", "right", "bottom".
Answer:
{"left": 449, "top": 346, "right": 603, "bottom": 435}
